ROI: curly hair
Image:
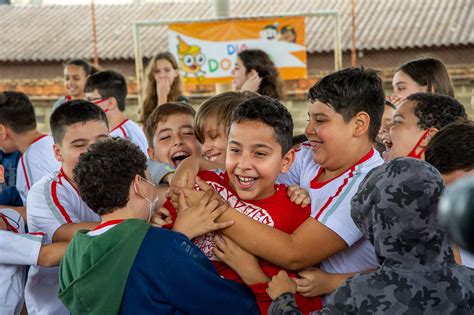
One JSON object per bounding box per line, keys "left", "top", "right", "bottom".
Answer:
{"left": 308, "top": 67, "right": 385, "bottom": 142}
{"left": 407, "top": 93, "right": 467, "bottom": 130}
{"left": 231, "top": 95, "right": 293, "bottom": 155}
{"left": 425, "top": 120, "right": 474, "bottom": 174}
{"left": 73, "top": 138, "right": 147, "bottom": 215}
{"left": 238, "top": 49, "right": 284, "bottom": 100}
{"left": 140, "top": 52, "right": 184, "bottom": 123}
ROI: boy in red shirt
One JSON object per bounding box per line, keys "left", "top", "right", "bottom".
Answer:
{"left": 164, "top": 96, "right": 322, "bottom": 314}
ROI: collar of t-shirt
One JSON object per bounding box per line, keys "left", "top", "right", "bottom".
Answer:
{"left": 87, "top": 219, "right": 125, "bottom": 236}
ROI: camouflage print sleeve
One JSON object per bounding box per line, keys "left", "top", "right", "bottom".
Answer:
{"left": 268, "top": 292, "right": 302, "bottom": 315}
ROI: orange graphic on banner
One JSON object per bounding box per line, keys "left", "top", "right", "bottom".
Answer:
{"left": 168, "top": 17, "right": 307, "bottom": 84}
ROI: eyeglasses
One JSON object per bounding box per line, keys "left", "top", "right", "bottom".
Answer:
{"left": 86, "top": 97, "right": 110, "bottom": 105}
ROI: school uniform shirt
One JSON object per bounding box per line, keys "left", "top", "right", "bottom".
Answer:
{"left": 59, "top": 219, "right": 260, "bottom": 315}
{"left": 109, "top": 118, "right": 149, "bottom": 157}
{"left": 163, "top": 170, "right": 322, "bottom": 314}
{"left": 278, "top": 142, "right": 383, "bottom": 274}
{"left": 25, "top": 169, "right": 100, "bottom": 315}
{"left": 16, "top": 134, "right": 60, "bottom": 204}
{"left": 0, "top": 208, "right": 44, "bottom": 315}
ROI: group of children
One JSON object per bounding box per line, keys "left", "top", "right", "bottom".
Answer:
{"left": 0, "top": 56, "right": 473, "bottom": 314}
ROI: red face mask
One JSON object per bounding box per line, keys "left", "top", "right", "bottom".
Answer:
{"left": 407, "top": 129, "right": 430, "bottom": 159}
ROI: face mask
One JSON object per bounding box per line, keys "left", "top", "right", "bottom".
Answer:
{"left": 407, "top": 129, "right": 430, "bottom": 159}
{"left": 144, "top": 194, "right": 159, "bottom": 223}
{"left": 135, "top": 176, "right": 159, "bottom": 223}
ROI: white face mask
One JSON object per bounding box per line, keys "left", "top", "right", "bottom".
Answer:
{"left": 136, "top": 176, "right": 159, "bottom": 223}
{"left": 144, "top": 195, "right": 159, "bottom": 223}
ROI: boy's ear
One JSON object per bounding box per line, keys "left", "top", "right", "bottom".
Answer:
{"left": 421, "top": 127, "right": 438, "bottom": 147}
{"left": 53, "top": 144, "right": 64, "bottom": 162}
{"left": 108, "top": 97, "right": 118, "bottom": 110}
{"left": 280, "top": 148, "right": 296, "bottom": 174}
{"left": 352, "top": 112, "right": 370, "bottom": 138}
{"left": 147, "top": 147, "right": 157, "bottom": 161}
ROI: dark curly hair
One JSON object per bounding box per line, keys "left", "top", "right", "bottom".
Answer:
{"left": 407, "top": 93, "right": 467, "bottom": 130}
{"left": 425, "top": 120, "right": 474, "bottom": 174}
{"left": 73, "top": 138, "right": 147, "bottom": 215}
{"left": 231, "top": 95, "right": 293, "bottom": 155}
{"left": 238, "top": 49, "right": 284, "bottom": 100}
{"left": 308, "top": 67, "right": 385, "bottom": 142}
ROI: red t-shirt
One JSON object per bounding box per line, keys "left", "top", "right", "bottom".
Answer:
{"left": 163, "top": 170, "right": 322, "bottom": 314}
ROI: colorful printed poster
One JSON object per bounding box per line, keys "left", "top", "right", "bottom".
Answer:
{"left": 168, "top": 17, "right": 307, "bottom": 84}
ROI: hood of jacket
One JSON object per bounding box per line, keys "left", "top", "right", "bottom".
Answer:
{"left": 58, "top": 219, "right": 150, "bottom": 315}
{"left": 350, "top": 157, "right": 454, "bottom": 270}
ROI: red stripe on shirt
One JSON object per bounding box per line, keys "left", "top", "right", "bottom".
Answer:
{"left": 20, "top": 154, "right": 31, "bottom": 190}
{"left": 91, "top": 219, "right": 125, "bottom": 231}
{"left": 111, "top": 119, "right": 129, "bottom": 139}
{"left": 310, "top": 149, "right": 374, "bottom": 189}
{"left": 20, "top": 134, "right": 48, "bottom": 190}
{"left": 312, "top": 149, "right": 374, "bottom": 220}
{"left": 314, "top": 167, "right": 355, "bottom": 220}
{"left": 51, "top": 180, "right": 72, "bottom": 223}
{"left": 59, "top": 168, "right": 80, "bottom": 195}
{"left": 0, "top": 213, "right": 19, "bottom": 233}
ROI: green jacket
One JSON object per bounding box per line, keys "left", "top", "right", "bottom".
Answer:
{"left": 58, "top": 219, "right": 149, "bottom": 315}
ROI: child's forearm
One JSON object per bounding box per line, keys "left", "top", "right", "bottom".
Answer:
{"left": 52, "top": 222, "right": 99, "bottom": 242}
{"left": 37, "top": 242, "right": 68, "bottom": 267}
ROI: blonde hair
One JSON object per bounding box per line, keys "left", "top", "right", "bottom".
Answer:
{"left": 195, "top": 91, "right": 259, "bottom": 144}
{"left": 140, "top": 52, "right": 184, "bottom": 123}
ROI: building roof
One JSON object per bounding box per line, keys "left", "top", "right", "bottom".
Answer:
{"left": 0, "top": 0, "right": 472, "bottom": 62}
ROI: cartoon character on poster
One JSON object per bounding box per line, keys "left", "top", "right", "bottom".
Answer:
{"left": 176, "top": 36, "right": 206, "bottom": 82}
{"left": 259, "top": 23, "right": 279, "bottom": 40}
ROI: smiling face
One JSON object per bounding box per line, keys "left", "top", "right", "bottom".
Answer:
{"left": 53, "top": 120, "right": 110, "bottom": 181}
{"left": 231, "top": 57, "right": 248, "bottom": 90}
{"left": 150, "top": 113, "right": 202, "bottom": 168}
{"left": 64, "top": 64, "right": 88, "bottom": 99}
{"left": 154, "top": 59, "right": 179, "bottom": 86}
{"left": 305, "top": 101, "right": 357, "bottom": 171}
{"left": 383, "top": 100, "right": 426, "bottom": 161}
{"left": 226, "top": 120, "right": 293, "bottom": 201}
{"left": 392, "top": 70, "right": 428, "bottom": 100}
{"left": 376, "top": 104, "right": 395, "bottom": 148}
{"left": 201, "top": 115, "right": 228, "bottom": 164}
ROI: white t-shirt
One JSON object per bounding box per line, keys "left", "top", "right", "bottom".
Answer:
{"left": 25, "top": 169, "right": 100, "bottom": 315}
{"left": 16, "top": 135, "right": 60, "bottom": 204}
{"left": 109, "top": 118, "right": 149, "bottom": 157}
{"left": 278, "top": 143, "right": 383, "bottom": 274}
{"left": 0, "top": 208, "right": 43, "bottom": 315}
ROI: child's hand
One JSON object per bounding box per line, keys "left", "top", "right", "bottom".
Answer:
{"left": 0, "top": 217, "right": 7, "bottom": 230}
{"left": 171, "top": 156, "right": 200, "bottom": 188}
{"left": 294, "top": 267, "right": 333, "bottom": 297}
{"left": 172, "top": 176, "right": 222, "bottom": 210}
{"left": 267, "top": 270, "right": 297, "bottom": 300}
{"left": 157, "top": 79, "right": 171, "bottom": 105}
{"left": 214, "top": 233, "right": 268, "bottom": 285}
{"left": 386, "top": 95, "right": 405, "bottom": 107}
{"left": 173, "top": 190, "right": 233, "bottom": 239}
{"left": 241, "top": 70, "right": 262, "bottom": 93}
{"left": 287, "top": 185, "right": 311, "bottom": 208}
{"left": 150, "top": 206, "right": 173, "bottom": 228}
